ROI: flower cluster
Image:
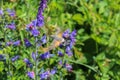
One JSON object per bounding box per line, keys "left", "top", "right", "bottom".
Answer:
{"left": 26, "top": 0, "right": 47, "bottom": 37}
{"left": 36, "top": 0, "right": 47, "bottom": 27}
{"left": 62, "top": 29, "right": 77, "bottom": 56}
{"left": 40, "top": 52, "right": 50, "bottom": 60}
{"left": 26, "top": 20, "right": 40, "bottom": 37}
{"left": 5, "top": 22, "right": 16, "bottom": 30}
{"left": 39, "top": 68, "right": 57, "bottom": 80}
{"left": 6, "top": 8, "right": 16, "bottom": 17}
{"left": 0, "top": 8, "right": 16, "bottom": 17}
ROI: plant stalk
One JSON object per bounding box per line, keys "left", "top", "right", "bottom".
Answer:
{"left": 35, "top": 37, "right": 38, "bottom": 80}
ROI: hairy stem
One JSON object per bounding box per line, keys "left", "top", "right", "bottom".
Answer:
{"left": 35, "top": 37, "right": 38, "bottom": 80}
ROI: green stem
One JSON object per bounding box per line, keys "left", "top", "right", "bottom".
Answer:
{"left": 4, "top": 17, "right": 11, "bottom": 80}
{"left": 1, "top": 1, "right": 11, "bottom": 79}
{"left": 0, "top": 0, "right": 3, "bottom": 7}
{"left": 35, "top": 37, "right": 38, "bottom": 80}
{"left": 96, "top": 42, "right": 98, "bottom": 54}
{"left": 67, "top": 59, "right": 102, "bottom": 75}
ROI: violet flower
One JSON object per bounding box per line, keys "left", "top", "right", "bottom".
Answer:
{"left": 62, "top": 29, "right": 70, "bottom": 38}
{"left": 13, "top": 40, "right": 20, "bottom": 46}
{"left": 65, "top": 46, "right": 73, "bottom": 56}
{"left": 40, "top": 52, "right": 50, "bottom": 60}
{"left": 70, "top": 30, "right": 77, "bottom": 44}
{"left": 0, "top": 9, "right": 3, "bottom": 16}
{"left": 65, "top": 64, "right": 72, "bottom": 72}
{"left": 24, "top": 39, "right": 32, "bottom": 47}
{"left": 24, "top": 58, "right": 33, "bottom": 68}
{"left": 6, "top": 8, "right": 16, "bottom": 17}
{"left": 11, "top": 55, "right": 19, "bottom": 62}
{"left": 41, "top": 35, "right": 47, "bottom": 44}
{"left": 61, "top": 29, "right": 77, "bottom": 56}
{"left": 66, "top": 50, "right": 73, "bottom": 56}
{"left": 70, "top": 30, "right": 77, "bottom": 37}
{"left": 58, "top": 51, "right": 64, "bottom": 57}
{"left": 32, "top": 19, "right": 37, "bottom": 27}
{"left": 31, "top": 52, "right": 38, "bottom": 61}
{"left": 40, "top": 71, "right": 50, "bottom": 80}
{"left": 31, "top": 29, "right": 40, "bottom": 37}
{"left": 6, "top": 41, "right": 13, "bottom": 46}
{"left": 50, "top": 67, "right": 57, "bottom": 75}
{"left": 26, "top": 23, "right": 34, "bottom": 31}
{"left": 6, "top": 23, "right": 16, "bottom": 30}
{"left": 27, "top": 71, "right": 35, "bottom": 79}
{"left": 26, "top": 20, "right": 37, "bottom": 31}
{"left": 36, "top": 14, "right": 44, "bottom": 27}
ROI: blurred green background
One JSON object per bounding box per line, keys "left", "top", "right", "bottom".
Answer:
{"left": 1, "top": 0, "right": 120, "bottom": 80}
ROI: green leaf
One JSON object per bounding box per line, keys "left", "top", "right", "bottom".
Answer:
{"left": 0, "top": 62, "right": 4, "bottom": 72}
{"left": 72, "top": 14, "right": 84, "bottom": 25}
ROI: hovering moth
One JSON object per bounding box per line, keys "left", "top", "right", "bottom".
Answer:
{"left": 40, "top": 27, "right": 65, "bottom": 53}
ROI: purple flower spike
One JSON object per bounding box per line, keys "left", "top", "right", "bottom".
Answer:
{"left": 36, "top": 0, "right": 47, "bottom": 27}
{"left": 40, "top": 52, "right": 50, "bottom": 60}
{"left": 6, "top": 8, "right": 16, "bottom": 17}
{"left": 31, "top": 29, "right": 40, "bottom": 37}
{"left": 13, "top": 40, "right": 20, "bottom": 46}
{"left": 6, "top": 41, "right": 13, "bottom": 46}
{"left": 40, "top": 71, "right": 50, "bottom": 80}
{"left": 6, "top": 23, "right": 16, "bottom": 30}
{"left": 41, "top": 35, "right": 47, "bottom": 44}
{"left": 0, "top": 9, "right": 3, "bottom": 16}
{"left": 40, "top": 0, "right": 47, "bottom": 11}
{"left": 11, "top": 55, "right": 19, "bottom": 62}
{"left": 27, "top": 71, "right": 35, "bottom": 79}
{"left": 36, "top": 14, "right": 44, "bottom": 27}
{"left": 24, "top": 39, "right": 32, "bottom": 47}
